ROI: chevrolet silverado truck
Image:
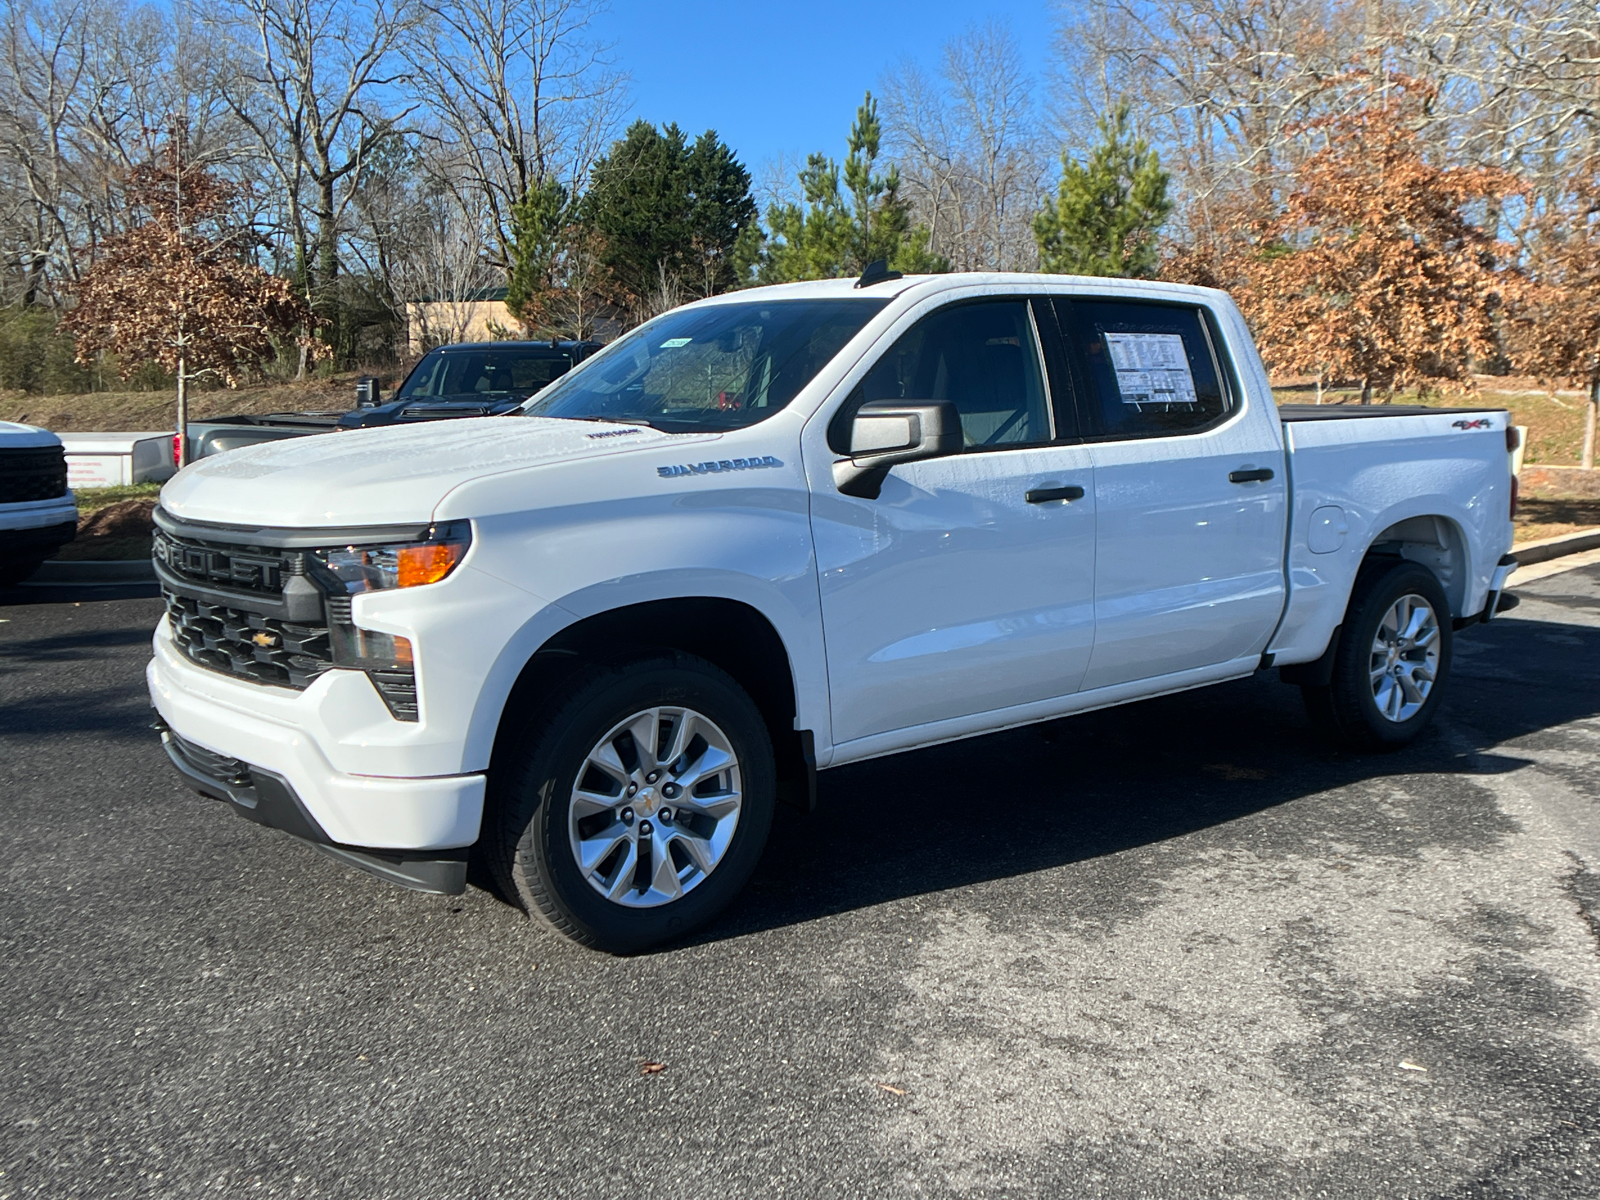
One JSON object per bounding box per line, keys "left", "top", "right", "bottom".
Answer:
{"left": 0, "top": 421, "right": 76, "bottom": 586}
{"left": 147, "top": 271, "right": 1518, "bottom": 952}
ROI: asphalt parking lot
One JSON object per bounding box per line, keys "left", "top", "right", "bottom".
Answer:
{"left": 3, "top": 569, "right": 1599, "bottom": 1200}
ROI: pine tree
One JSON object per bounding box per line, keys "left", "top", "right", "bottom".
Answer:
{"left": 581, "top": 121, "right": 757, "bottom": 320}
{"left": 763, "top": 93, "right": 947, "bottom": 282}
{"left": 505, "top": 177, "right": 570, "bottom": 329}
{"left": 1035, "top": 102, "right": 1171, "bottom": 278}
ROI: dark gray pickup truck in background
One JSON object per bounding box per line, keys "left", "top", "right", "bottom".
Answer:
{"left": 185, "top": 339, "right": 601, "bottom": 460}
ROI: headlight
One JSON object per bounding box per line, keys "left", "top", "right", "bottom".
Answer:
{"left": 314, "top": 522, "right": 471, "bottom": 593}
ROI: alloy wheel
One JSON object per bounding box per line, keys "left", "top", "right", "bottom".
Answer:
{"left": 567, "top": 706, "right": 743, "bottom": 907}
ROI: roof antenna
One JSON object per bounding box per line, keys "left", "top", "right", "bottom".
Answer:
{"left": 855, "top": 259, "right": 902, "bottom": 288}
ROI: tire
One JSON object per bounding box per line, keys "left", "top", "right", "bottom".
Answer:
{"left": 487, "top": 652, "right": 775, "bottom": 953}
{"left": 1302, "top": 559, "right": 1453, "bottom": 751}
{"left": 0, "top": 557, "right": 46, "bottom": 587}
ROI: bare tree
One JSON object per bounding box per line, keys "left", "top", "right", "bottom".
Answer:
{"left": 209, "top": 0, "right": 419, "bottom": 337}
{"left": 0, "top": 0, "right": 240, "bottom": 306}
{"left": 391, "top": 188, "right": 501, "bottom": 348}
{"left": 1399, "top": 0, "right": 1600, "bottom": 199}
{"left": 1051, "top": 0, "right": 1367, "bottom": 248}
{"left": 404, "top": 0, "right": 624, "bottom": 274}
{"left": 882, "top": 21, "right": 1044, "bottom": 270}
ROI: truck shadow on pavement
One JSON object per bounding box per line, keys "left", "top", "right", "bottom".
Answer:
{"left": 664, "top": 611, "right": 1600, "bottom": 949}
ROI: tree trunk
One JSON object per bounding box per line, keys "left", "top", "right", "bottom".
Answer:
{"left": 1360, "top": 377, "right": 1373, "bottom": 405}
{"left": 176, "top": 354, "right": 189, "bottom": 469}
{"left": 1584, "top": 375, "right": 1598, "bottom": 471}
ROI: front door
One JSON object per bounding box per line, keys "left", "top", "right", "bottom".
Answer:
{"left": 810, "top": 297, "right": 1098, "bottom": 748}
{"left": 1048, "top": 296, "right": 1287, "bottom": 692}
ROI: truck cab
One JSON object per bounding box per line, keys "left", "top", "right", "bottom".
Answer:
{"left": 147, "top": 273, "right": 1517, "bottom": 951}
{"left": 338, "top": 340, "right": 602, "bottom": 428}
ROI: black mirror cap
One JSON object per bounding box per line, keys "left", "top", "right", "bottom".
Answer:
{"left": 355, "top": 376, "right": 382, "bottom": 407}
{"left": 833, "top": 399, "right": 961, "bottom": 499}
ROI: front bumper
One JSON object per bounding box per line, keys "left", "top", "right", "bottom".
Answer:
{"left": 1, "top": 516, "right": 76, "bottom": 559}
{"left": 0, "top": 493, "right": 77, "bottom": 533}
{"left": 158, "top": 726, "right": 470, "bottom": 894}
{"left": 147, "top": 624, "right": 485, "bottom": 854}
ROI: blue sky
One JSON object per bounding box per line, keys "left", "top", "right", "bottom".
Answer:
{"left": 596, "top": 0, "right": 1060, "bottom": 179}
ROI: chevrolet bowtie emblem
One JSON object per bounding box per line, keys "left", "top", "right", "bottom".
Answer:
{"left": 251, "top": 631, "right": 279, "bottom": 648}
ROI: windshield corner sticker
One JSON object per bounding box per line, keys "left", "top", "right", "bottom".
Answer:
{"left": 1103, "top": 332, "right": 1198, "bottom": 406}
{"left": 658, "top": 456, "right": 782, "bottom": 478}
{"left": 1452, "top": 418, "right": 1492, "bottom": 430}
{"left": 659, "top": 337, "right": 693, "bottom": 349}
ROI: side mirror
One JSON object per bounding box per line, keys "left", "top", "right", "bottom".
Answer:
{"left": 832, "top": 400, "right": 962, "bottom": 499}
{"left": 355, "top": 376, "right": 382, "bottom": 408}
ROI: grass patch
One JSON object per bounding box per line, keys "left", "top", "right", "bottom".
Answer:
{"left": 74, "top": 482, "right": 163, "bottom": 517}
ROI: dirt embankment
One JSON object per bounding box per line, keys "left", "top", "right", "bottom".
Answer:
{"left": 0, "top": 377, "right": 365, "bottom": 433}
{"left": 55, "top": 497, "right": 158, "bottom": 561}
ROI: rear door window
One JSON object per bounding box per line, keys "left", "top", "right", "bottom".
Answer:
{"left": 1055, "top": 299, "right": 1230, "bottom": 439}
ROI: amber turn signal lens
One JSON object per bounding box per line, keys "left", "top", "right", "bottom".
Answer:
{"left": 397, "top": 541, "right": 465, "bottom": 588}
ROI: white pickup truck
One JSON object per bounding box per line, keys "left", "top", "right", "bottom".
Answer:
{"left": 0, "top": 421, "right": 77, "bottom": 585}
{"left": 147, "top": 271, "right": 1518, "bottom": 951}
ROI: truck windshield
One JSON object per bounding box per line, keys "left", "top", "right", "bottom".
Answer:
{"left": 397, "top": 348, "right": 573, "bottom": 401}
{"left": 520, "top": 298, "right": 887, "bottom": 432}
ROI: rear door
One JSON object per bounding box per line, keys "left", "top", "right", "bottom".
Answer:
{"left": 811, "top": 297, "right": 1098, "bottom": 747}
{"left": 1049, "top": 296, "right": 1287, "bottom": 691}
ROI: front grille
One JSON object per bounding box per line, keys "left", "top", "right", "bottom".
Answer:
{"left": 165, "top": 592, "right": 332, "bottom": 687}
{"left": 156, "top": 523, "right": 420, "bottom": 720}
{"left": 0, "top": 445, "right": 68, "bottom": 503}
{"left": 153, "top": 528, "right": 289, "bottom": 595}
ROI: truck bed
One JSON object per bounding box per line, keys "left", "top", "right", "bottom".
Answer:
{"left": 1278, "top": 404, "right": 1505, "bottom": 422}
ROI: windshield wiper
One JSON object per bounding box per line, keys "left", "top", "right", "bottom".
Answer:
{"left": 551, "top": 414, "right": 662, "bottom": 430}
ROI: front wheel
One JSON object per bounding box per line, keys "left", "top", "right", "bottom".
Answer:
{"left": 1302, "top": 559, "right": 1453, "bottom": 751}
{"left": 488, "top": 652, "right": 775, "bottom": 953}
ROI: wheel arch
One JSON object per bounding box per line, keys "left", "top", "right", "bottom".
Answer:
{"left": 1359, "top": 510, "right": 1471, "bottom": 617}
{"left": 485, "top": 596, "right": 816, "bottom": 813}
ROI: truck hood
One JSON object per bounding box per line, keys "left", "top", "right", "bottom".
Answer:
{"left": 160, "top": 417, "right": 711, "bottom": 527}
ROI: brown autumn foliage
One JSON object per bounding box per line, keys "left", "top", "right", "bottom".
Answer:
{"left": 62, "top": 133, "right": 315, "bottom": 391}
{"left": 1504, "top": 165, "right": 1600, "bottom": 465}
{"left": 1166, "top": 78, "right": 1523, "bottom": 402}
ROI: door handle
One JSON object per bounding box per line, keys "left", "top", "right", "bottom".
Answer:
{"left": 1229, "top": 468, "right": 1275, "bottom": 483}
{"left": 1026, "top": 485, "right": 1085, "bottom": 503}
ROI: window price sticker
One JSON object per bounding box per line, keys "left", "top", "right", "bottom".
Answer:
{"left": 1103, "top": 332, "right": 1197, "bottom": 405}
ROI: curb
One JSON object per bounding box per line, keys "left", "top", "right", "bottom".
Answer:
{"left": 1509, "top": 527, "right": 1600, "bottom": 567}
{"left": 28, "top": 559, "right": 156, "bottom": 584}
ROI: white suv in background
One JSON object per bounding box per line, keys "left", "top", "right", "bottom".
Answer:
{"left": 0, "top": 421, "right": 76, "bottom": 586}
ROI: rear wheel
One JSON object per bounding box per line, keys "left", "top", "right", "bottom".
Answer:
{"left": 1302, "top": 559, "right": 1452, "bottom": 750}
{"left": 488, "top": 652, "right": 775, "bottom": 953}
